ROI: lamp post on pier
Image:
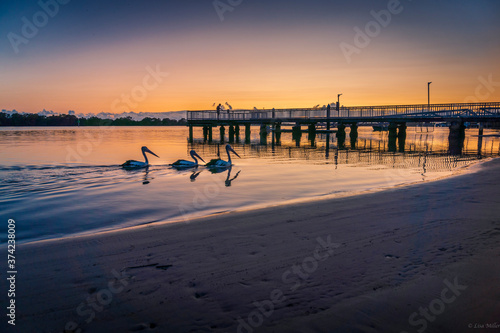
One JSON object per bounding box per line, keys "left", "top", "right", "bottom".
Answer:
{"left": 337, "top": 93, "right": 342, "bottom": 116}
{"left": 427, "top": 82, "right": 432, "bottom": 111}
{"left": 326, "top": 104, "right": 331, "bottom": 131}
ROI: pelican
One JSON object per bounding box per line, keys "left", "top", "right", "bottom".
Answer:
{"left": 171, "top": 150, "right": 205, "bottom": 168}
{"left": 122, "top": 146, "right": 159, "bottom": 168}
{"left": 206, "top": 144, "right": 241, "bottom": 168}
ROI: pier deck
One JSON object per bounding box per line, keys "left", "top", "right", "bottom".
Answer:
{"left": 187, "top": 102, "right": 500, "bottom": 125}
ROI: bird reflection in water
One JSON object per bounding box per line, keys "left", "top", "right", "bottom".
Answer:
{"left": 225, "top": 166, "right": 241, "bottom": 187}
{"left": 190, "top": 170, "right": 202, "bottom": 182}
{"left": 171, "top": 168, "right": 203, "bottom": 182}
{"left": 122, "top": 165, "right": 153, "bottom": 185}
{"left": 142, "top": 166, "right": 151, "bottom": 185}
{"left": 208, "top": 165, "right": 241, "bottom": 187}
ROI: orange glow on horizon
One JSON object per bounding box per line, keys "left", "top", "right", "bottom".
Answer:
{"left": 2, "top": 28, "right": 499, "bottom": 114}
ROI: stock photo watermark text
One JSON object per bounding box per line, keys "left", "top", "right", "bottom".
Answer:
{"left": 63, "top": 269, "right": 131, "bottom": 333}
{"left": 340, "top": 0, "right": 407, "bottom": 64}
{"left": 6, "top": 219, "right": 17, "bottom": 326}
{"left": 236, "top": 235, "right": 341, "bottom": 333}
{"left": 213, "top": 0, "right": 243, "bottom": 22}
{"left": 7, "top": 0, "right": 71, "bottom": 54}
{"left": 401, "top": 276, "right": 467, "bottom": 333}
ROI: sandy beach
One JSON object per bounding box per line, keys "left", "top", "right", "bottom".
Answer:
{"left": 4, "top": 158, "right": 500, "bottom": 333}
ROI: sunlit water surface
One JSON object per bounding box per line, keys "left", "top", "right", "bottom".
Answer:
{"left": 1, "top": 126, "right": 499, "bottom": 244}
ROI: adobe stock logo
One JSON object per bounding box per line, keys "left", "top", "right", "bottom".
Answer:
{"left": 213, "top": 0, "right": 243, "bottom": 22}
{"left": 401, "top": 277, "right": 467, "bottom": 333}
{"left": 464, "top": 74, "right": 500, "bottom": 103}
{"left": 7, "top": 0, "right": 71, "bottom": 54}
{"left": 110, "top": 65, "right": 169, "bottom": 112}
{"left": 340, "top": 0, "right": 406, "bottom": 64}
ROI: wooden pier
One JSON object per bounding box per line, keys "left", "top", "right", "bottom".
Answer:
{"left": 186, "top": 102, "right": 500, "bottom": 151}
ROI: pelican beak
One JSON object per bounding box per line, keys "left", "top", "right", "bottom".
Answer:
{"left": 194, "top": 152, "right": 205, "bottom": 163}
{"left": 145, "top": 148, "right": 159, "bottom": 158}
{"left": 230, "top": 147, "right": 241, "bottom": 158}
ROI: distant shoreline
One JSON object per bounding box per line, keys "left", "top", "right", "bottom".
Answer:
{"left": 0, "top": 124, "right": 186, "bottom": 127}
{"left": 0, "top": 112, "right": 186, "bottom": 126}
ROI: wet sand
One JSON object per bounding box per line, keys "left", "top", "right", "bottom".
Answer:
{"left": 4, "top": 159, "right": 500, "bottom": 333}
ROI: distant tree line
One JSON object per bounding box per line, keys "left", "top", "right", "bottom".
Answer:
{"left": 0, "top": 113, "right": 187, "bottom": 126}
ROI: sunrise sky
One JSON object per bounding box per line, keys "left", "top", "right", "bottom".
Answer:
{"left": 1, "top": 0, "right": 499, "bottom": 114}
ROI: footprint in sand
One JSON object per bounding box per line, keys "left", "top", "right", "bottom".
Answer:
{"left": 129, "top": 322, "right": 157, "bottom": 331}
{"left": 384, "top": 254, "right": 400, "bottom": 259}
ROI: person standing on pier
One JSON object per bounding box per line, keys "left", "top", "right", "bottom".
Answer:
{"left": 217, "top": 103, "right": 221, "bottom": 120}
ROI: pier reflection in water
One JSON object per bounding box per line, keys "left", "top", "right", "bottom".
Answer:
{"left": 190, "top": 127, "right": 500, "bottom": 175}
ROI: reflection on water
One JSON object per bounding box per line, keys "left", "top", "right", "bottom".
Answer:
{"left": 225, "top": 167, "right": 241, "bottom": 187}
{"left": 190, "top": 170, "right": 202, "bottom": 182}
{"left": 131, "top": 166, "right": 152, "bottom": 185}
{"left": 191, "top": 126, "right": 499, "bottom": 173}
{"left": 0, "top": 126, "right": 498, "bottom": 244}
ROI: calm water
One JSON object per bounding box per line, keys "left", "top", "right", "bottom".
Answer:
{"left": 1, "top": 126, "right": 499, "bottom": 244}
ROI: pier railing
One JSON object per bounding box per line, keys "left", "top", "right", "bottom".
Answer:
{"left": 187, "top": 102, "right": 500, "bottom": 122}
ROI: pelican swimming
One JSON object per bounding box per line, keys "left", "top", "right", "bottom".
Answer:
{"left": 122, "top": 146, "right": 159, "bottom": 168}
{"left": 206, "top": 144, "right": 240, "bottom": 168}
{"left": 172, "top": 150, "right": 205, "bottom": 168}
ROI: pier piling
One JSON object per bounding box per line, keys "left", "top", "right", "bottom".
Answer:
{"left": 478, "top": 124, "right": 484, "bottom": 155}
{"left": 235, "top": 124, "right": 240, "bottom": 143}
{"left": 245, "top": 124, "right": 251, "bottom": 143}
{"left": 229, "top": 125, "right": 235, "bottom": 143}
{"left": 275, "top": 123, "right": 282, "bottom": 145}
{"left": 308, "top": 124, "right": 316, "bottom": 142}
{"left": 448, "top": 121, "right": 466, "bottom": 155}
{"left": 220, "top": 126, "right": 225, "bottom": 143}
{"left": 203, "top": 126, "right": 208, "bottom": 141}
{"left": 398, "top": 123, "right": 407, "bottom": 152}
{"left": 336, "top": 123, "right": 346, "bottom": 149}
{"left": 260, "top": 124, "right": 268, "bottom": 145}
{"left": 292, "top": 124, "right": 302, "bottom": 146}
{"left": 189, "top": 125, "right": 194, "bottom": 143}
{"left": 388, "top": 122, "right": 398, "bottom": 152}
{"left": 350, "top": 123, "right": 358, "bottom": 149}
